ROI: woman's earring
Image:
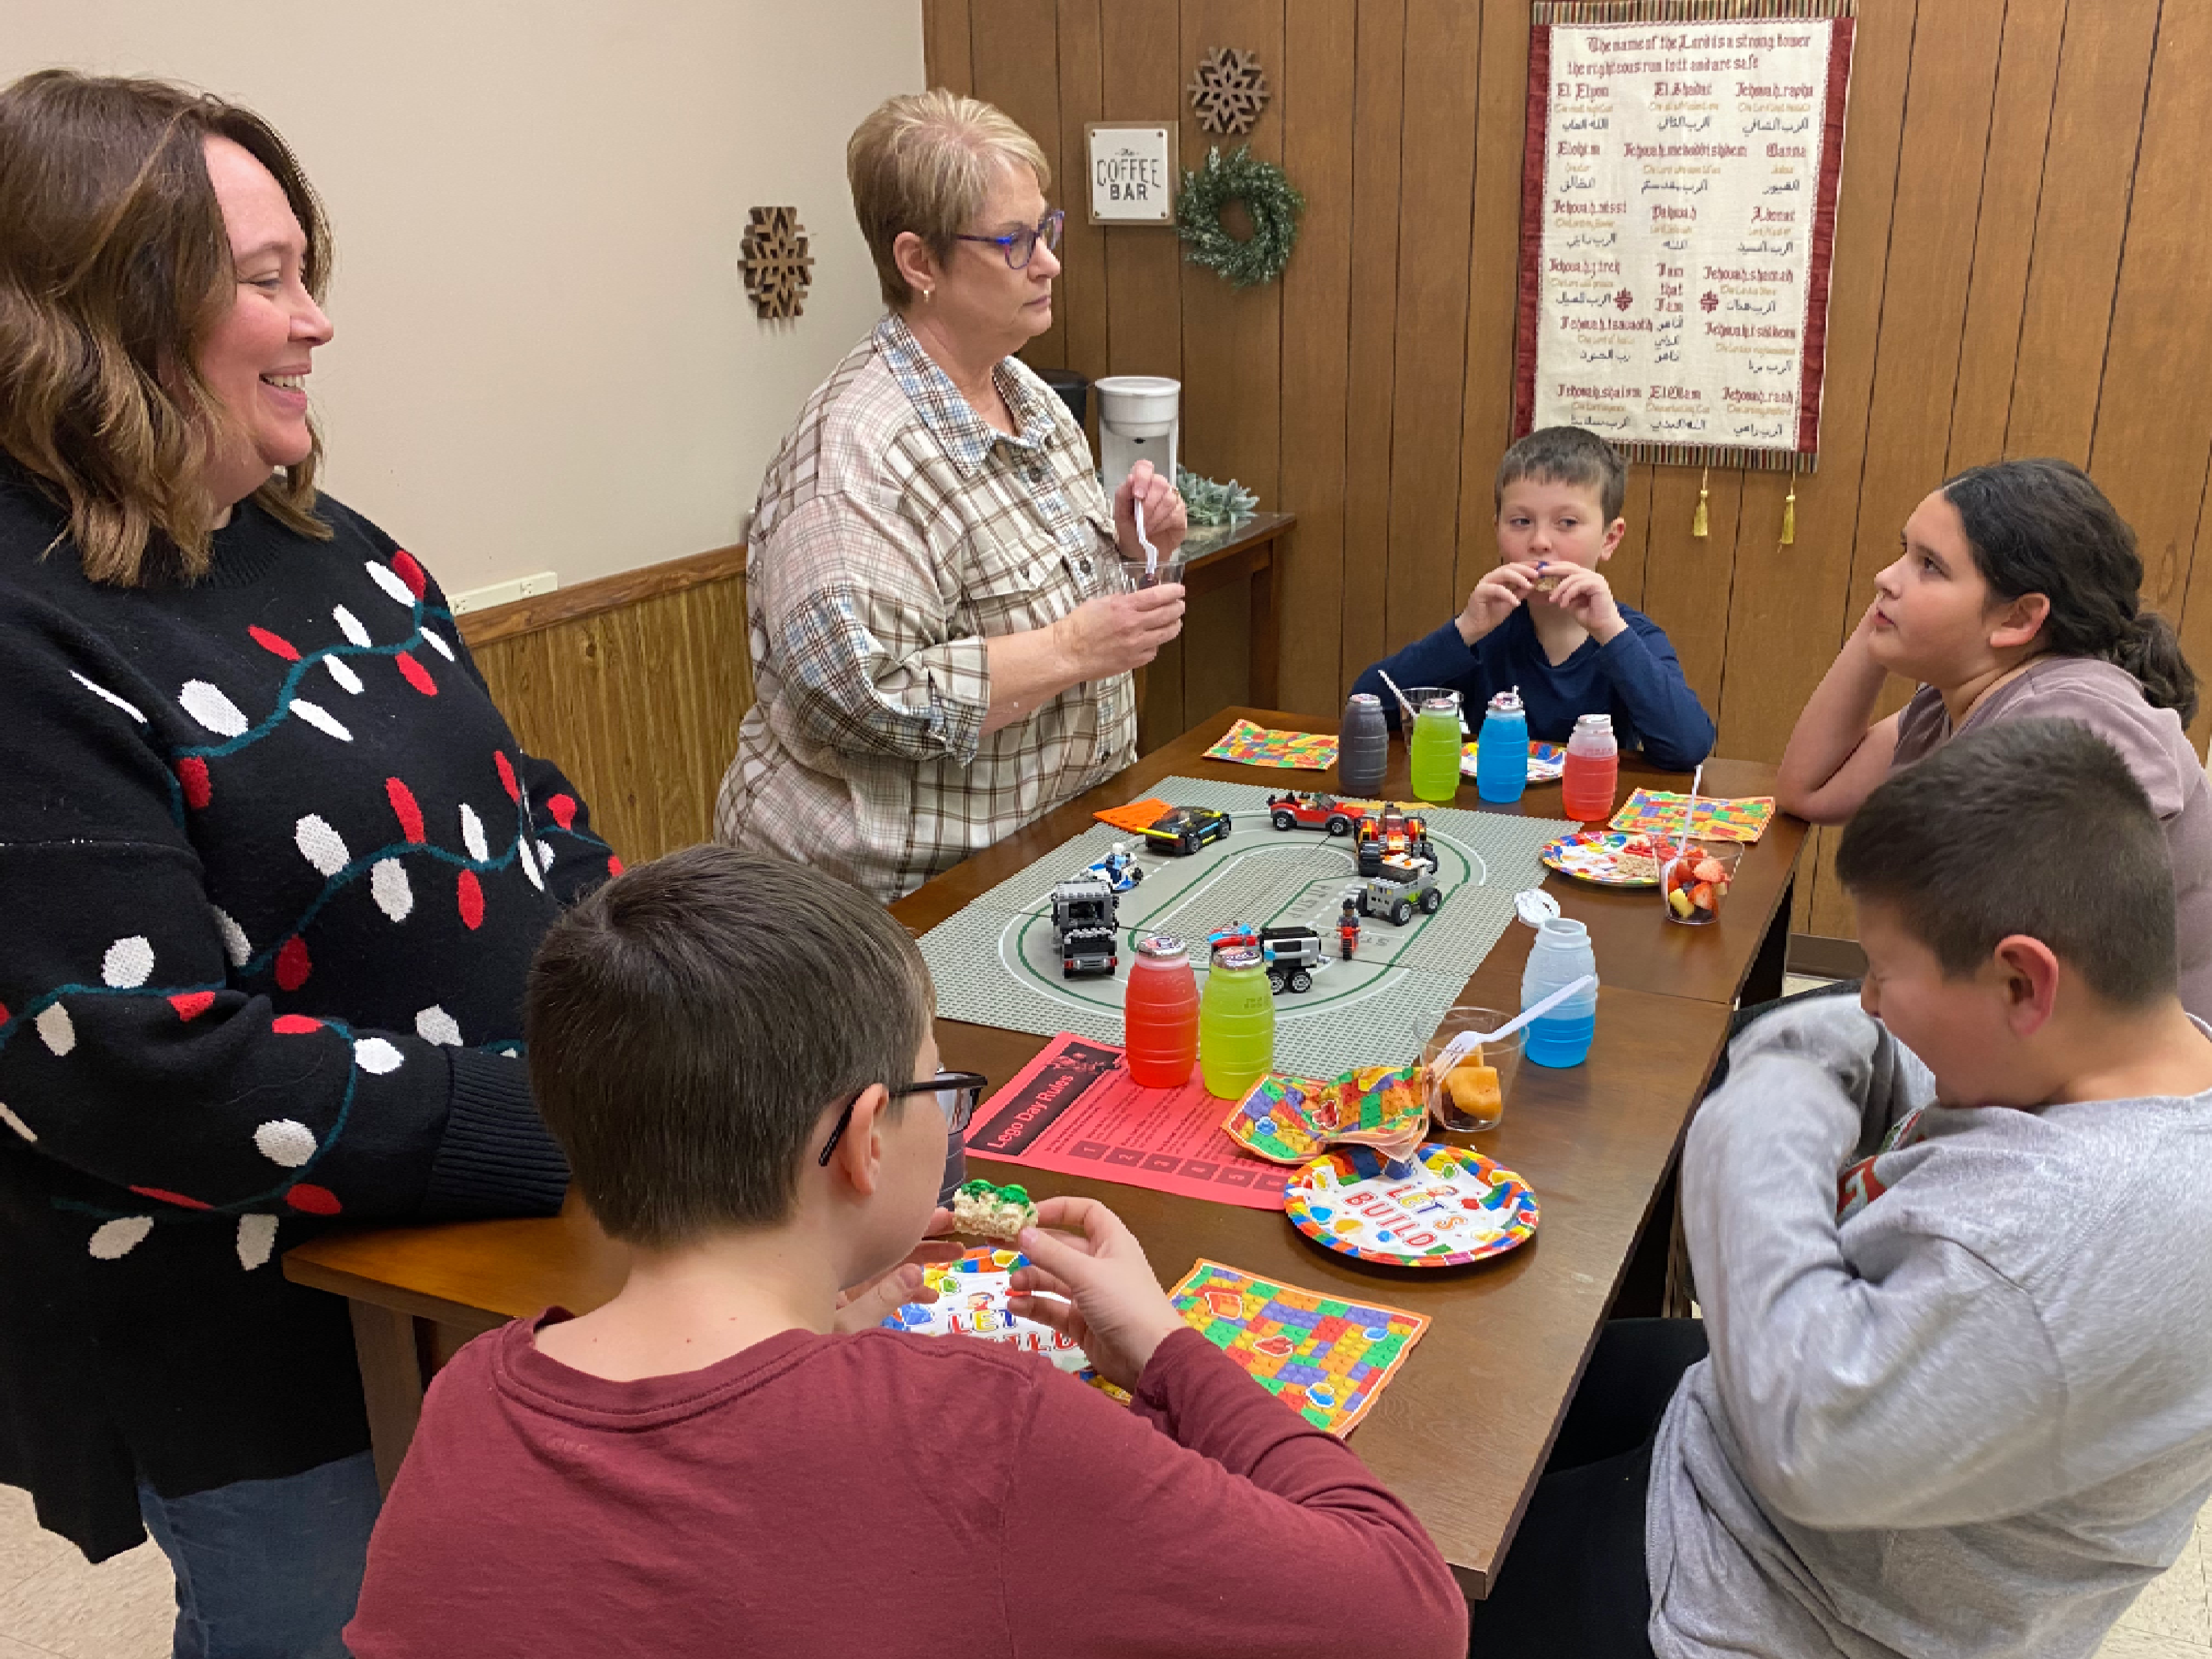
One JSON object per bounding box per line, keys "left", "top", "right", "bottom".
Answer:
{"left": 922, "top": 286, "right": 934, "bottom": 301}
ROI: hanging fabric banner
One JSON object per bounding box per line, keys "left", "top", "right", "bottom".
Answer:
{"left": 1511, "top": 0, "right": 1855, "bottom": 471}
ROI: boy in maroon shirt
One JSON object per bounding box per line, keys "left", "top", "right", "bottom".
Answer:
{"left": 347, "top": 847, "right": 1466, "bottom": 1658}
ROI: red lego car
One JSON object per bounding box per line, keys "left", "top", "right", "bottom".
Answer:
{"left": 1266, "top": 792, "right": 1358, "bottom": 836}
{"left": 1355, "top": 806, "right": 1437, "bottom": 876}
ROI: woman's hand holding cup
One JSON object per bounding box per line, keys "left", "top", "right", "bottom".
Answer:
{"left": 1057, "top": 583, "right": 1186, "bottom": 679}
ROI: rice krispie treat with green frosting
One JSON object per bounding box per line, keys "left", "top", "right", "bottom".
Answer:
{"left": 950, "top": 1178, "right": 1036, "bottom": 1242}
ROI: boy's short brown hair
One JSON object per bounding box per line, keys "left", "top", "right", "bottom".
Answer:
{"left": 1496, "top": 426, "right": 1629, "bottom": 524}
{"left": 524, "top": 847, "right": 936, "bottom": 1247}
{"left": 1836, "top": 720, "right": 2176, "bottom": 1007}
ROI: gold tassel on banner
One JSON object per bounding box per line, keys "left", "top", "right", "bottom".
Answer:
{"left": 1781, "top": 469, "right": 1797, "bottom": 546}
{"left": 1692, "top": 467, "right": 1710, "bottom": 538}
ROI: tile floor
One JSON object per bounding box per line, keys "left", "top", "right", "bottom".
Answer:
{"left": 0, "top": 975, "right": 2194, "bottom": 1657}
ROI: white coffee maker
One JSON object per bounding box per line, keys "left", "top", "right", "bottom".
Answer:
{"left": 1092, "top": 376, "right": 1180, "bottom": 503}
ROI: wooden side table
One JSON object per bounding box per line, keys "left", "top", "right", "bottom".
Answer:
{"left": 1172, "top": 511, "right": 1293, "bottom": 708}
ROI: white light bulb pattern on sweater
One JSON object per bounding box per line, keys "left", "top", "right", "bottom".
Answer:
{"left": 0, "top": 550, "right": 622, "bottom": 1266}
{"left": 2, "top": 921, "right": 405, "bottom": 1255}
{"left": 100, "top": 937, "right": 154, "bottom": 989}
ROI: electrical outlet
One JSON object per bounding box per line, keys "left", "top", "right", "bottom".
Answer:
{"left": 448, "top": 571, "right": 558, "bottom": 615}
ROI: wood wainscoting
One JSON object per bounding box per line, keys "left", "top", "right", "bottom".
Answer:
{"left": 456, "top": 546, "right": 753, "bottom": 866}
{"left": 928, "top": 0, "right": 2212, "bottom": 958}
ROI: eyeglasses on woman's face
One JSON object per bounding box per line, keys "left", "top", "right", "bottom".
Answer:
{"left": 953, "top": 209, "right": 1064, "bottom": 272}
{"left": 817, "top": 1070, "right": 989, "bottom": 1165}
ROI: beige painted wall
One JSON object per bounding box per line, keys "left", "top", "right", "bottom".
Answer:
{"left": 4, "top": 2, "right": 923, "bottom": 591}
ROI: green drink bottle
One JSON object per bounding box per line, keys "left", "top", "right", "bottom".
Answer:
{"left": 1409, "top": 692, "right": 1464, "bottom": 805}
{"left": 1199, "top": 943, "right": 1276, "bottom": 1099}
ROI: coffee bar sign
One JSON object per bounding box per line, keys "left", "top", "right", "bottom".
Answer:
{"left": 1086, "top": 123, "right": 1177, "bottom": 225}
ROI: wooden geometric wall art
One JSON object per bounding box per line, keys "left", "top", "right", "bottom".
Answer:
{"left": 1187, "top": 47, "right": 1269, "bottom": 136}
{"left": 742, "top": 206, "right": 814, "bottom": 320}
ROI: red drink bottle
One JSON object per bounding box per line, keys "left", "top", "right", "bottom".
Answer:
{"left": 1124, "top": 934, "right": 1200, "bottom": 1087}
{"left": 1561, "top": 713, "right": 1621, "bottom": 824}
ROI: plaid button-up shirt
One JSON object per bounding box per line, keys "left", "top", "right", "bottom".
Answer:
{"left": 715, "top": 314, "right": 1136, "bottom": 901}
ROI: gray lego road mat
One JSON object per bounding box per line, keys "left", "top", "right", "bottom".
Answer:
{"left": 918, "top": 776, "right": 1575, "bottom": 1077}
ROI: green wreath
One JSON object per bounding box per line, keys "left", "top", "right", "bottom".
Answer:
{"left": 1175, "top": 145, "right": 1304, "bottom": 289}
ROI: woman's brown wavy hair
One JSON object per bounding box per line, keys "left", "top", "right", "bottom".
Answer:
{"left": 0, "top": 70, "right": 332, "bottom": 585}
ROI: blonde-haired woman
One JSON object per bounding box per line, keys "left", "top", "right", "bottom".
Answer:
{"left": 0, "top": 71, "right": 609, "bottom": 1652}
{"left": 716, "top": 90, "right": 1188, "bottom": 901}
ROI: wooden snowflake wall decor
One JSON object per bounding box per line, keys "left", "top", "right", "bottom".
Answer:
{"left": 741, "top": 206, "right": 814, "bottom": 320}
{"left": 1187, "top": 47, "right": 1269, "bottom": 136}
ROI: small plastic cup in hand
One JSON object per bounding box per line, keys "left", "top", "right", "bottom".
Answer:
{"left": 1116, "top": 551, "right": 1189, "bottom": 592}
{"left": 1420, "top": 1006, "right": 1526, "bottom": 1133}
{"left": 1659, "top": 840, "right": 1741, "bottom": 926}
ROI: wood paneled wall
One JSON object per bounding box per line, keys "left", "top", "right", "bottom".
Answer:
{"left": 927, "top": 0, "right": 2212, "bottom": 941}
{"left": 460, "top": 551, "right": 753, "bottom": 866}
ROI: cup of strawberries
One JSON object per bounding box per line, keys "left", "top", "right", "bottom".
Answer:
{"left": 1657, "top": 838, "right": 1740, "bottom": 926}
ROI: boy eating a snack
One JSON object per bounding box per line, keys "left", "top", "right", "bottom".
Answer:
{"left": 1470, "top": 719, "right": 2212, "bottom": 1657}
{"left": 346, "top": 847, "right": 1465, "bottom": 1657}
{"left": 1351, "top": 425, "right": 1714, "bottom": 770}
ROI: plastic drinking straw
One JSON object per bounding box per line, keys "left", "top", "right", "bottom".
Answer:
{"left": 1374, "top": 667, "right": 1419, "bottom": 727}
{"left": 1664, "top": 761, "right": 1706, "bottom": 879}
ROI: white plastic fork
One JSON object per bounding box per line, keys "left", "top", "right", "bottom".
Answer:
{"left": 1135, "top": 498, "right": 1160, "bottom": 585}
{"left": 1423, "top": 973, "right": 1596, "bottom": 1085}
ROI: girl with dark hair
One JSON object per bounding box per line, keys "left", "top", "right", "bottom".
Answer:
{"left": 0, "top": 70, "right": 608, "bottom": 1652}
{"left": 1779, "top": 458, "right": 2212, "bottom": 1015}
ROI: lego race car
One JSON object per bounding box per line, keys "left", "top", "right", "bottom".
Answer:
{"left": 1138, "top": 805, "right": 1233, "bottom": 856}
{"left": 1350, "top": 857, "right": 1444, "bottom": 926}
{"left": 1204, "top": 922, "right": 1324, "bottom": 994}
{"left": 1355, "top": 805, "right": 1437, "bottom": 877}
{"left": 1084, "top": 843, "right": 1146, "bottom": 894}
{"left": 1266, "top": 792, "right": 1359, "bottom": 836}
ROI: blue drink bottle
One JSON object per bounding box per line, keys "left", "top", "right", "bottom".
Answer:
{"left": 1475, "top": 689, "right": 1528, "bottom": 804}
{"left": 1521, "top": 917, "right": 1599, "bottom": 1068}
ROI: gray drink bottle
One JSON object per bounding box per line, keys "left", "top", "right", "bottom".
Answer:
{"left": 1340, "top": 693, "right": 1389, "bottom": 796}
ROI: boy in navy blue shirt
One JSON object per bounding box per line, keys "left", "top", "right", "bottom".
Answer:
{"left": 1352, "top": 426, "right": 1714, "bottom": 770}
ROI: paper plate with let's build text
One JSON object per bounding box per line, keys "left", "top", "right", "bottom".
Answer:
{"left": 1540, "top": 830, "right": 1662, "bottom": 888}
{"left": 1285, "top": 1143, "right": 1538, "bottom": 1268}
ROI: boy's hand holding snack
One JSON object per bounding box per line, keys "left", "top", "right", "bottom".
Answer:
{"left": 1538, "top": 564, "right": 1629, "bottom": 645}
{"left": 832, "top": 1206, "right": 959, "bottom": 1333}
{"left": 1006, "top": 1195, "right": 1187, "bottom": 1392}
{"left": 1455, "top": 561, "right": 1537, "bottom": 646}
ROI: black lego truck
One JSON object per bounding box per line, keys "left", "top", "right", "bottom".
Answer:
{"left": 1051, "top": 877, "right": 1119, "bottom": 978}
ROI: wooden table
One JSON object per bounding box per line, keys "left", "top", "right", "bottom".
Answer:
{"left": 287, "top": 706, "right": 1803, "bottom": 1596}
{"left": 1175, "top": 511, "right": 1292, "bottom": 708}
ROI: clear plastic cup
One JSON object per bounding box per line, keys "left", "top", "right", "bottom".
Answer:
{"left": 1658, "top": 840, "right": 1742, "bottom": 927}
{"left": 1420, "top": 1006, "right": 1526, "bottom": 1132}
{"left": 1402, "top": 685, "right": 1468, "bottom": 735}
{"left": 1116, "top": 550, "right": 1190, "bottom": 592}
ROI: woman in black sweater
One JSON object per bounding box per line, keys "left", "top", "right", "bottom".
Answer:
{"left": 0, "top": 72, "right": 610, "bottom": 1654}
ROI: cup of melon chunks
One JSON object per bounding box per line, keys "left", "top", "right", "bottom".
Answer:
{"left": 1658, "top": 839, "right": 1741, "bottom": 926}
{"left": 1420, "top": 1006, "right": 1526, "bottom": 1133}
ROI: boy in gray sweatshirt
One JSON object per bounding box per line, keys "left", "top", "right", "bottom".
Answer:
{"left": 1473, "top": 718, "right": 2212, "bottom": 1658}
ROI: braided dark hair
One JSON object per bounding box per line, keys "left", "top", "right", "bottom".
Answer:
{"left": 1940, "top": 458, "right": 2198, "bottom": 726}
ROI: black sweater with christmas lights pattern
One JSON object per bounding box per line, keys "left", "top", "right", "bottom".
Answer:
{"left": 0, "top": 462, "right": 606, "bottom": 1559}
